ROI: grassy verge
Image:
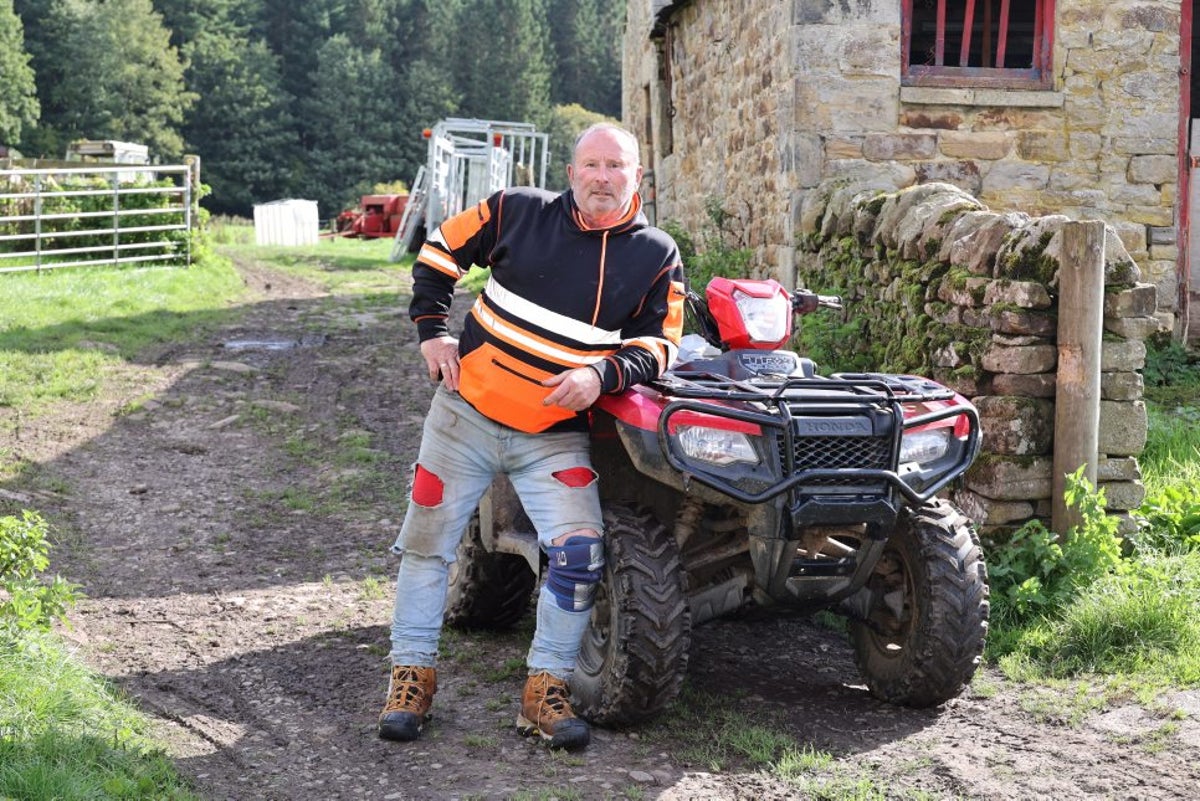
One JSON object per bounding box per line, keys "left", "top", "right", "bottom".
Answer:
{"left": 0, "top": 254, "right": 246, "bottom": 415}
{"left": 0, "top": 632, "right": 201, "bottom": 801}
{"left": 985, "top": 341, "right": 1200, "bottom": 715}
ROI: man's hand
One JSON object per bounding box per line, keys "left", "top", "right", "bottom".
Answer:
{"left": 541, "top": 366, "right": 602, "bottom": 411}
{"left": 421, "top": 336, "right": 460, "bottom": 390}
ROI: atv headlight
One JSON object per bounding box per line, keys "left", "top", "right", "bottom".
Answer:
{"left": 899, "top": 428, "right": 952, "bottom": 466}
{"left": 734, "top": 289, "right": 790, "bottom": 344}
{"left": 677, "top": 425, "right": 760, "bottom": 466}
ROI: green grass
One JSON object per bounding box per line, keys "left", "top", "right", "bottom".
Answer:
{"left": 1006, "top": 551, "right": 1200, "bottom": 687}
{"left": 644, "top": 685, "right": 920, "bottom": 797}
{"left": 215, "top": 224, "right": 413, "bottom": 296}
{"left": 1140, "top": 403, "right": 1200, "bottom": 498}
{"left": 990, "top": 363, "right": 1200, "bottom": 699}
{"left": 0, "top": 632, "right": 201, "bottom": 800}
{"left": 0, "top": 255, "right": 246, "bottom": 414}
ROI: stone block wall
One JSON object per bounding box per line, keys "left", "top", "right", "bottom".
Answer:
{"left": 624, "top": 0, "right": 1185, "bottom": 336}
{"left": 798, "top": 180, "right": 1156, "bottom": 535}
{"left": 624, "top": 0, "right": 798, "bottom": 279}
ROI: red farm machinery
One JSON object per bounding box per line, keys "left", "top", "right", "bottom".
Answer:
{"left": 334, "top": 193, "right": 409, "bottom": 239}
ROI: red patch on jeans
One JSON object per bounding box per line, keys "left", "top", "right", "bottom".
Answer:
{"left": 552, "top": 467, "right": 597, "bottom": 488}
{"left": 411, "top": 464, "right": 444, "bottom": 506}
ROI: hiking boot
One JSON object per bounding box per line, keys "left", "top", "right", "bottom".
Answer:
{"left": 516, "top": 671, "right": 590, "bottom": 750}
{"left": 378, "top": 665, "right": 437, "bottom": 741}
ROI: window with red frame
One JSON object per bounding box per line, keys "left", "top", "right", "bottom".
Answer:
{"left": 902, "top": 0, "right": 1055, "bottom": 89}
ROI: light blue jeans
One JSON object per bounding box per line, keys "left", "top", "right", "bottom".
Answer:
{"left": 389, "top": 387, "right": 603, "bottom": 678}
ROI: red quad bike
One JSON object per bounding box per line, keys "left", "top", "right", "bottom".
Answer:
{"left": 445, "top": 277, "right": 989, "bottom": 725}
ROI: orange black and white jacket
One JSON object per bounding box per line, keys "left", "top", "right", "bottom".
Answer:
{"left": 410, "top": 186, "right": 685, "bottom": 433}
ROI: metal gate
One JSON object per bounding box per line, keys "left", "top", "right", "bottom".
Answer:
{"left": 0, "top": 162, "right": 196, "bottom": 274}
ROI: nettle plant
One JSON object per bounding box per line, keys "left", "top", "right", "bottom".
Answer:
{"left": 986, "top": 468, "right": 1124, "bottom": 630}
{"left": 0, "top": 511, "right": 78, "bottom": 636}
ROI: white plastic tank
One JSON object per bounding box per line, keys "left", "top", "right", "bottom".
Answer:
{"left": 253, "top": 199, "right": 319, "bottom": 246}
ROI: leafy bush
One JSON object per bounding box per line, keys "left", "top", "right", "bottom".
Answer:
{"left": 1134, "top": 486, "right": 1200, "bottom": 554}
{"left": 1143, "top": 334, "right": 1200, "bottom": 406}
{"left": 987, "top": 468, "right": 1123, "bottom": 631}
{"left": 0, "top": 511, "right": 78, "bottom": 636}
{"left": 662, "top": 195, "right": 754, "bottom": 293}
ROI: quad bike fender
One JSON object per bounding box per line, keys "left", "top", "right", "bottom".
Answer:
{"left": 475, "top": 476, "right": 541, "bottom": 576}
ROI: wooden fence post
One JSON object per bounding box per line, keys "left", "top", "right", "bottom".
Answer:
{"left": 1052, "top": 220, "right": 1106, "bottom": 535}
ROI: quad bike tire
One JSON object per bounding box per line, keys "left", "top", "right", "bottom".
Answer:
{"left": 444, "top": 513, "right": 536, "bottom": 630}
{"left": 848, "top": 498, "right": 989, "bottom": 707}
{"left": 573, "top": 503, "right": 692, "bottom": 726}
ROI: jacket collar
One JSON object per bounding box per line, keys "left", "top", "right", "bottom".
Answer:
{"left": 566, "top": 191, "right": 645, "bottom": 234}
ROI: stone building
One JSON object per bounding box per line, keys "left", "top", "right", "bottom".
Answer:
{"left": 623, "top": 0, "right": 1197, "bottom": 343}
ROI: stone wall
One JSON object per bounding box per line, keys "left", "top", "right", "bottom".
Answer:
{"left": 624, "top": 0, "right": 798, "bottom": 279}
{"left": 799, "top": 180, "right": 1155, "bottom": 534}
{"left": 624, "top": 0, "right": 1184, "bottom": 336}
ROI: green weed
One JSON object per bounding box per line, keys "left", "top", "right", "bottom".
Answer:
{"left": 987, "top": 468, "right": 1123, "bottom": 633}
{"left": 1, "top": 511, "right": 78, "bottom": 635}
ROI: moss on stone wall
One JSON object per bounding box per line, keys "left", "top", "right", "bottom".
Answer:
{"left": 997, "top": 230, "right": 1057, "bottom": 285}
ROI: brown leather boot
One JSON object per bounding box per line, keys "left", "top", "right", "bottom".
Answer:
{"left": 378, "top": 665, "right": 437, "bottom": 741}
{"left": 516, "top": 671, "right": 590, "bottom": 750}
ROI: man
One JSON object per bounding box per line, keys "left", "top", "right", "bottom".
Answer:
{"left": 378, "top": 123, "right": 685, "bottom": 750}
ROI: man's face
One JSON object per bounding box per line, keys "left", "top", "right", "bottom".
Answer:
{"left": 567, "top": 129, "right": 643, "bottom": 227}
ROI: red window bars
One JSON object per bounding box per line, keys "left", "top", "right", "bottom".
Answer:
{"left": 902, "top": 0, "right": 1055, "bottom": 89}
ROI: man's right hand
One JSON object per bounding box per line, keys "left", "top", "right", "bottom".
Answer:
{"left": 421, "top": 336, "right": 460, "bottom": 390}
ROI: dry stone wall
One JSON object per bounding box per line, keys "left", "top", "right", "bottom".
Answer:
{"left": 799, "top": 180, "right": 1156, "bottom": 535}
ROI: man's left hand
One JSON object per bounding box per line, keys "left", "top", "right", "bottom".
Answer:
{"left": 541, "top": 367, "right": 602, "bottom": 411}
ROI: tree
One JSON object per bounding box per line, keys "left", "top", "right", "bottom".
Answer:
{"left": 182, "top": 31, "right": 299, "bottom": 216}
{"left": 547, "top": 0, "right": 622, "bottom": 116}
{"left": 301, "top": 34, "right": 408, "bottom": 217}
{"left": 253, "top": 0, "right": 339, "bottom": 151}
{"left": 0, "top": 0, "right": 38, "bottom": 145}
{"left": 153, "top": 0, "right": 249, "bottom": 47}
{"left": 17, "top": 0, "right": 194, "bottom": 160}
{"left": 446, "top": 0, "right": 552, "bottom": 125}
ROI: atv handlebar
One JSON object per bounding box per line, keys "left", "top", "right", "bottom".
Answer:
{"left": 792, "top": 290, "right": 843, "bottom": 314}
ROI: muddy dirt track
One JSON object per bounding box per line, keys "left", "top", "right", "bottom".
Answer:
{"left": 3, "top": 254, "right": 1200, "bottom": 800}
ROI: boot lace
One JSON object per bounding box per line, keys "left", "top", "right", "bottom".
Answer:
{"left": 383, "top": 666, "right": 433, "bottom": 714}
{"left": 533, "top": 676, "right": 575, "bottom": 724}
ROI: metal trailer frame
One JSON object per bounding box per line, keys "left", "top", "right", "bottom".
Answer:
{"left": 390, "top": 118, "right": 550, "bottom": 262}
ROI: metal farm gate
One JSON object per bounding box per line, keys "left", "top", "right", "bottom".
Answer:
{"left": 0, "top": 162, "right": 197, "bottom": 274}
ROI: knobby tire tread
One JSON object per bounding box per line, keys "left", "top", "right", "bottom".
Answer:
{"left": 849, "top": 499, "right": 989, "bottom": 707}
{"left": 574, "top": 504, "right": 691, "bottom": 726}
{"left": 444, "top": 518, "right": 536, "bottom": 630}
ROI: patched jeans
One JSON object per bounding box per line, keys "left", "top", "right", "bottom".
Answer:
{"left": 388, "top": 387, "right": 603, "bottom": 677}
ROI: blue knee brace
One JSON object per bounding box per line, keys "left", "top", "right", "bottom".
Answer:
{"left": 545, "top": 536, "right": 605, "bottom": 612}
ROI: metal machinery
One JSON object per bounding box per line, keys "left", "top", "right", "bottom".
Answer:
{"left": 334, "top": 194, "right": 409, "bottom": 238}
{"left": 388, "top": 118, "right": 550, "bottom": 262}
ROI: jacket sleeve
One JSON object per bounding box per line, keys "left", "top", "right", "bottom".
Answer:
{"left": 591, "top": 251, "right": 686, "bottom": 394}
{"left": 408, "top": 193, "right": 500, "bottom": 341}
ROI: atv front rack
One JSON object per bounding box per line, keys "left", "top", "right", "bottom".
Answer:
{"left": 650, "top": 370, "right": 980, "bottom": 516}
